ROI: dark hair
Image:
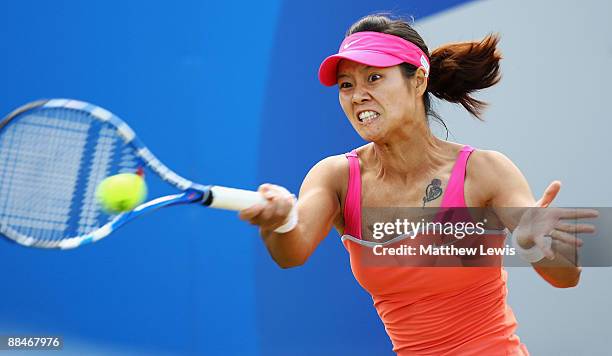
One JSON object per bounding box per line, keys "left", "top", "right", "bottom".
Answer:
{"left": 347, "top": 14, "right": 502, "bottom": 124}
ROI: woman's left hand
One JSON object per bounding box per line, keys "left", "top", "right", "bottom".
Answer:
{"left": 514, "top": 180, "right": 599, "bottom": 260}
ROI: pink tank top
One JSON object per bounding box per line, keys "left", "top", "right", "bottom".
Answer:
{"left": 342, "top": 146, "right": 529, "bottom": 356}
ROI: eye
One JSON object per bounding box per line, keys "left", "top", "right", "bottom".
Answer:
{"left": 339, "top": 82, "right": 353, "bottom": 89}
{"left": 368, "top": 73, "right": 382, "bottom": 82}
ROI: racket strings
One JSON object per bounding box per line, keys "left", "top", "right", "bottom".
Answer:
{"left": 0, "top": 107, "right": 139, "bottom": 244}
{"left": 76, "top": 125, "right": 118, "bottom": 235}
{"left": 1, "top": 109, "right": 90, "bottom": 241}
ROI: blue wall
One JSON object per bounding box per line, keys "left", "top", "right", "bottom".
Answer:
{"left": 0, "top": 1, "right": 471, "bottom": 355}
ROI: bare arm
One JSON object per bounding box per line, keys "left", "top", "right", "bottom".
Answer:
{"left": 239, "top": 156, "right": 345, "bottom": 268}
{"left": 475, "top": 150, "right": 586, "bottom": 288}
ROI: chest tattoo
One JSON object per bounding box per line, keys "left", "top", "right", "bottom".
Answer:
{"left": 422, "top": 178, "right": 443, "bottom": 207}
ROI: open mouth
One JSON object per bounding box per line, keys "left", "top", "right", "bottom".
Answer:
{"left": 357, "top": 110, "right": 380, "bottom": 124}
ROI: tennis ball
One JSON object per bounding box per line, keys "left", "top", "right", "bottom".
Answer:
{"left": 95, "top": 173, "right": 147, "bottom": 214}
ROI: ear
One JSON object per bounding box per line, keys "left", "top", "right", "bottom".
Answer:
{"left": 414, "top": 67, "right": 428, "bottom": 97}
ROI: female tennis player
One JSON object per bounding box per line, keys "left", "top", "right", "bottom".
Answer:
{"left": 239, "top": 14, "right": 596, "bottom": 355}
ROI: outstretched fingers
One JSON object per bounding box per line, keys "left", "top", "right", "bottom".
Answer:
{"left": 555, "top": 222, "right": 596, "bottom": 235}
{"left": 549, "top": 230, "right": 584, "bottom": 247}
{"left": 558, "top": 208, "right": 599, "bottom": 220}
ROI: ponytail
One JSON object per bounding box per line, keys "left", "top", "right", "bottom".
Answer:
{"left": 427, "top": 34, "right": 502, "bottom": 119}
{"left": 348, "top": 14, "right": 502, "bottom": 120}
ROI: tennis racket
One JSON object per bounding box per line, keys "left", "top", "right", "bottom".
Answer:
{"left": 0, "top": 99, "right": 265, "bottom": 249}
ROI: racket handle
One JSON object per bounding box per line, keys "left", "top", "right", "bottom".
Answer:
{"left": 207, "top": 186, "right": 266, "bottom": 211}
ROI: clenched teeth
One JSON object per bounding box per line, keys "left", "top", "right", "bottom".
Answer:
{"left": 358, "top": 110, "right": 380, "bottom": 123}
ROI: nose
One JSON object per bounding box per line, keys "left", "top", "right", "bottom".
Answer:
{"left": 352, "top": 86, "right": 371, "bottom": 104}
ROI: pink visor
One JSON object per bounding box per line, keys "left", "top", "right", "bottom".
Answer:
{"left": 318, "top": 31, "right": 430, "bottom": 86}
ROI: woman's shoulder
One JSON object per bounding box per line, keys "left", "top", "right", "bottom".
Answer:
{"left": 300, "top": 154, "right": 352, "bottom": 221}
{"left": 467, "top": 148, "right": 520, "bottom": 204}
{"left": 313, "top": 143, "right": 372, "bottom": 172}
{"left": 303, "top": 153, "right": 350, "bottom": 191}
{"left": 441, "top": 141, "right": 511, "bottom": 173}
{"left": 311, "top": 153, "right": 350, "bottom": 172}
{"left": 469, "top": 148, "right": 517, "bottom": 176}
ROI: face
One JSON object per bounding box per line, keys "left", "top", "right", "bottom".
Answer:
{"left": 336, "top": 60, "right": 427, "bottom": 142}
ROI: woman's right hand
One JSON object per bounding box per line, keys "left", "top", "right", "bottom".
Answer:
{"left": 239, "top": 156, "right": 343, "bottom": 268}
{"left": 238, "top": 183, "right": 296, "bottom": 233}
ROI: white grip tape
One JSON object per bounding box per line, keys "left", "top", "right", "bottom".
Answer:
{"left": 209, "top": 186, "right": 266, "bottom": 211}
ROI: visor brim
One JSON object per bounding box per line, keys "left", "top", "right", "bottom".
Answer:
{"left": 318, "top": 51, "right": 404, "bottom": 86}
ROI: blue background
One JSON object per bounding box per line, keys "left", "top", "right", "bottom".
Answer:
{"left": 0, "top": 1, "right": 473, "bottom": 355}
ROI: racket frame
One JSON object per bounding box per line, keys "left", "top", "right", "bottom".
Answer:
{"left": 0, "top": 99, "right": 261, "bottom": 249}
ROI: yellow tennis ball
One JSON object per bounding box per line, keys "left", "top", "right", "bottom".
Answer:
{"left": 95, "top": 173, "right": 147, "bottom": 214}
